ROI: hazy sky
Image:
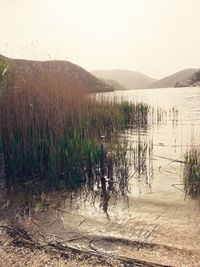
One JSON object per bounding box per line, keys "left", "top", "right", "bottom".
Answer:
{"left": 0, "top": 0, "right": 200, "bottom": 78}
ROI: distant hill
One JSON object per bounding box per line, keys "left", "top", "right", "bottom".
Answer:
{"left": 91, "top": 69, "right": 157, "bottom": 89}
{"left": 148, "top": 69, "right": 199, "bottom": 88}
{"left": 175, "top": 70, "right": 200, "bottom": 87}
{"left": 0, "top": 55, "right": 114, "bottom": 93}
{"left": 101, "top": 78, "right": 127, "bottom": 91}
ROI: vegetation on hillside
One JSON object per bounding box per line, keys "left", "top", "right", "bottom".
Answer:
{"left": 0, "top": 55, "right": 114, "bottom": 94}
{"left": 149, "top": 69, "right": 199, "bottom": 89}
{"left": 175, "top": 70, "right": 200, "bottom": 87}
{"left": 101, "top": 78, "right": 127, "bottom": 91}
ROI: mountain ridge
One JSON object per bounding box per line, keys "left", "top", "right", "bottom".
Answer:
{"left": 175, "top": 70, "right": 200, "bottom": 87}
{"left": 148, "top": 68, "right": 200, "bottom": 88}
{"left": 91, "top": 69, "right": 157, "bottom": 89}
{"left": 0, "top": 55, "right": 114, "bottom": 93}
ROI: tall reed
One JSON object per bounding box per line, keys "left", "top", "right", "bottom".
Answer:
{"left": 0, "top": 59, "right": 150, "bottom": 198}
{"left": 184, "top": 147, "right": 200, "bottom": 199}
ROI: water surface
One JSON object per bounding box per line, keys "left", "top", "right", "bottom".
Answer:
{"left": 44, "top": 87, "right": 200, "bottom": 266}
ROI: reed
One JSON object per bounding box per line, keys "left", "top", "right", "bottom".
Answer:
{"left": 184, "top": 147, "right": 200, "bottom": 199}
{"left": 119, "top": 101, "right": 149, "bottom": 127}
{"left": 0, "top": 60, "right": 150, "bottom": 198}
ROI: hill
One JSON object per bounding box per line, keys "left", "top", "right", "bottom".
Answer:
{"left": 0, "top": 55, "right": 114, "bottom": 93}
{"left": 91, "top": 69, "right": 157, "bottom": 89}
{"left": 101, "top": 78, "right": 127, "bottom": 91}
{"left": 148, "top": 69, "right": 199, "bottom": 88}
{"left": 175, "top": 70, "right": 200, "bottom": 87}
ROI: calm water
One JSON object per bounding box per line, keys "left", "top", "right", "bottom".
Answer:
{"left": 47, "top": 87, "right": 200, "bottom": 266}
{"left": 101, "top": 87, "right": 200, "bottom": 201}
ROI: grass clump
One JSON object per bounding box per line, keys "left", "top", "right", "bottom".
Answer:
{"left": 184, "top": 147, "right": 200, "bottom": 199}
{"left": 0, "top": 60, "right": 149, "bottom": 200}
{"left": 119, "top": 101, "right": 149, "bottom": 127}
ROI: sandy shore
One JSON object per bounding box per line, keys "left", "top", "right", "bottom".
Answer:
{"left": 0, "top": 226, "right": 114, "bottom": 267}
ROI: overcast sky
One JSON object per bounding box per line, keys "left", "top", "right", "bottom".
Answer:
{"left": 0, "top": 0, "right": 200, "bottom": 78}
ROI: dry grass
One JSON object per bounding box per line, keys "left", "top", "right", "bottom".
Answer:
{"left": 0, "top": 56, "right": 149, "bottom": 199}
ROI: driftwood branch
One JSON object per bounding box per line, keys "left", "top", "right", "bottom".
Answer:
{"left": 0, "top": 225, "right": 172, "bottom": 267}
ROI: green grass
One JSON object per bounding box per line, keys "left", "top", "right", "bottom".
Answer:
{"left": 184, "top": 147, "right": 200, "bottom": 199}
{"left": 0, "top": 61, "right": 150, "bottom": 199}
{"left": 119, "top": 101, "right": 149, "bottom": 127}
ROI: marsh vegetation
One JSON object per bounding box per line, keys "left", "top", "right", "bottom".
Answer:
{"left": 0, "top": 59, "right": 151, "bottom": 214}
{"left": 184, "top": 147, "right": 200, "bottom": 199}
{"left": 1, "top": 61, "right": 200, "bottom": 267}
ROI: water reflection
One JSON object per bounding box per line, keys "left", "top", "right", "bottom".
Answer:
{"left": 92, "top": 109, "right": 181, "bottom": 212}
{"left": 67, "top": 102, "right": 184, "bottom": 214}
{"left": 65, "top": 130, "right": 155, "bottom": 216}
{"left": 43, "top": 87, "right": 200, "bottom": 266}
{"left": 94, "top": 87, "right": 200, "bottom": 206}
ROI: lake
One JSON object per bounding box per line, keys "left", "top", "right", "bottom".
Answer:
{"left": 48, "top": 87, "right": 200, "bottom": 266}
{"left": 101, "top": 87, "right": 200, "bottom": 202}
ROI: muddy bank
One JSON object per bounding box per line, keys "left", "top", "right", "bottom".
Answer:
{"left": 0, "top": 225, "right": 109, "bottom": 267}
{"left": 0, "top": 224, "right": 171, "bottom": 267}
{"left": 1, "top": 181, "right": 200, "bottom": 267}
{"left": 1, "top": 195, "right": 199, "bottom": 267}
{"left": 0, "top": 192, "right": 169, "bottom": 267}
